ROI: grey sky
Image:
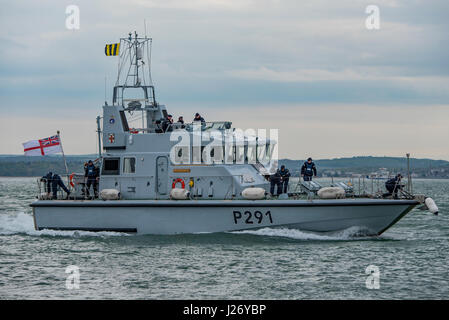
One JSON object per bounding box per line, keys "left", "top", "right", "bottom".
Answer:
{"left": 1, "top": 0, "right": 448, "bottom": 159}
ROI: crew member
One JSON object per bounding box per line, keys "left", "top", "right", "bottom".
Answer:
{"left": 51, "top": 173, "right": 70, "bottom": 199}
{"left": 162, "top": 114, "right": 174, "bottom": 132}
{"left": 279, "top": 165, "right": 291, "bottom": 194}
{"left": 270, "top": 169, "right": 282, "bottom": 196}
{"left": 84, "top": 160, "right": 99, "bottom": 198}
{"left": 41, "top": 171, "right": 53, "bottom": 196}
{"left": 301, "top": 157, "right": 317, "bottom": 181}
{"left": 155, "top": 120, "right": 163, "bottom": 133}
{"left": 383, "top": 174, "right": 404, "bottom": 199}
{"left": 42, "top": 172, "right": 70, "bottom": 199}
{"left": 193, "top": 113, "right": 205, "bottom": 124}
{"left": 177, "top": 116, "right": 185, "bottom": 129}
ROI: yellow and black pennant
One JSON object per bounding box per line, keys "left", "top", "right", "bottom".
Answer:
{"left": 105, "top": 43, "right": 120, "bottom": 56}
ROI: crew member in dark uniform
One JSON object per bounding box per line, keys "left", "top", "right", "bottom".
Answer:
{"left": 193, "top": 113, "right": 205, "bottom": 124}
{"left": 42, "top": 172, "right": 70, "bottom": 199}
{"left": 51, "top": 173, "right": 70, "bottom": 199}
{"left": 84, "top": 160, "right": 99, "bottom": 198}
{"left": 155, "top": 120, "right": 163, "bottom": 133}
{"left": 279, "top": 165, "right": 291, "bottom": 194}
{"left": 301, "top": 157, "right": 317, "bottom": 181}
{"left": 383, "top": 174, "right": 403, "bottom": 199}
{"left": 270, "top": 169, "right": 282, "bottom": 196}
{"left": 177, "top": 116, "right": 185, "bottom": 129}
{"left": 41, "top": 171, "right": 53, "bottom": 196}
{"left": 162, "top": 114, "right": 174, "bottom": 132}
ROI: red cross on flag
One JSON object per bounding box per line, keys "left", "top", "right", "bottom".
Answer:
{"left": 23, "top": 135, "right": 62, "bottom": 156}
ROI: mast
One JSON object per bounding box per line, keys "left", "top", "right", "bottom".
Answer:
{"left": 111, "top": 31, "right": 164, "bottom": 131}
{"left": 57, "top": 130, "right": 70, "bottom": 184}
{"left": 96, "top": 116, "right": 102, "bottom": 158}
{"left": 134, "top": 32, "right": 139, "bottom": 86}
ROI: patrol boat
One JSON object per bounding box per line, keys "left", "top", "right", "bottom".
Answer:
{"left": 30, "top": 32, "right": 436, "bottom": 236}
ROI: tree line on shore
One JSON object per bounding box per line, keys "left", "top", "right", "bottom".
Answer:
{"left": 0, "top": 155, "right": 448, "bottom": 178}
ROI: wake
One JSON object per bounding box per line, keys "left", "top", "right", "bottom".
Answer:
{"left": 0, "top": 212, "right": 128, "bottom": 237}
{"left": 231, "top": 226, "right": 377, "bottom": 241}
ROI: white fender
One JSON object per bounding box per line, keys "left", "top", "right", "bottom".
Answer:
{"left": 100, "top": 189, "right": 121, "bottom": 200}
{"left": 317, "top": 187, "right": 346, "bottom": 199}
{"left": 242, "top": 187, "right": 266, "bottom": 200}
{"left": 425, "top": 197, "right": 439, "bottom": 215}
{"left": 170, "top": 188, "right": 190, "bottom": 200}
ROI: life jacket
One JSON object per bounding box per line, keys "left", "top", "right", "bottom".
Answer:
{"left": 279, "top": 169, "right": 290, "bottom": 178}
{"left": 87, "top": 164, "right": 96, "bottom": 177}
{"left": 194, "top": 117, "right": 205, "bottom": 123}
{"left": 304, "top": 162, "right": 314, "bottom": 175}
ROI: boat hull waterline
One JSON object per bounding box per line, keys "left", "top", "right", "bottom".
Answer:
{"left": 31, "top": 199, "right": 418, "bottom": 236}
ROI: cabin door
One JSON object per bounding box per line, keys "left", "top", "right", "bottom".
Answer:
{"left": 156, "top": 156, "right": 168, "bottom": 195}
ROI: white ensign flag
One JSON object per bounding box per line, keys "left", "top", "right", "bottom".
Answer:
{"left": 23, "top": 135, "right": 62, "bottom": 156}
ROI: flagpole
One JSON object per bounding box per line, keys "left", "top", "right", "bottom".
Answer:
{"left": 57, "top": 130, "right": 70, "bottom": 184}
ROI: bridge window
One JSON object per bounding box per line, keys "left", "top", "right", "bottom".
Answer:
{"left": 174, "top": 146, "right": 190, "bottom": 164}
{"left": 102, "top": 158, "right": 120, "bottom": 175}
{"left": 123, "top": 157, "right": 136, "bottom": 173}
{"left": 256, "top": 142, "right": 270, "bottom": 164}
{"left": 208, "top": 146, "right": 224, "bottom": 164}
{"left": 235, "top": 145, "right": 245, "bottom": 164}
{"left": 192, "top": 146, "right": 203, "bottom": 164}
{"left": 191, "top": 145, "right": 225, "bottom": 164}
{"left": 267, "top": 143, "right": 276, "bottom": 161}
{"left": 246, "top": 145, "right": 257, "bottom": 164}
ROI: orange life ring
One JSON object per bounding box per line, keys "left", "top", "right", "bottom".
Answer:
{"left": 172, "top": 178, "right": 185, "bottom": 189}
{"left": 130, "top": 128, "right": 139, "bottom": 134}
{"left": 69, "top": 173, "right": 75, "bottom": 187}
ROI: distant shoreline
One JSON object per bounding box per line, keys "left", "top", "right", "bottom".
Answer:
{"left": 1, "top": 176, "right": 448, "bottom": 180}
{"left": 1, "top": 155, "right": 448, "bottom": 178}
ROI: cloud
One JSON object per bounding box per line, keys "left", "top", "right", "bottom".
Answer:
{"left": 0, "top": 0, "right": 448, "bottom": 158}
{"left": 205, "top": 103, "right": 449, "bottom": 160}
{"left": 2, "top": 103, "right": 448, "bottom": 159}
{"left": 225, "top": 66, "right": 448, "bottom": 83}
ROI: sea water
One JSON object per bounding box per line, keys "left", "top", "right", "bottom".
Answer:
{"left": 0, "top": 177, "right": 448, "bottom": 299}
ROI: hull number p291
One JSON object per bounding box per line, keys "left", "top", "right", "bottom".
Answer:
{"left": 233, "top": 210, "right": 273, "bottom": 224}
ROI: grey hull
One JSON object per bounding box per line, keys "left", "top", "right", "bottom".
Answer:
{"left": 31, "top": 199, "right": 418, "bottom": 236}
